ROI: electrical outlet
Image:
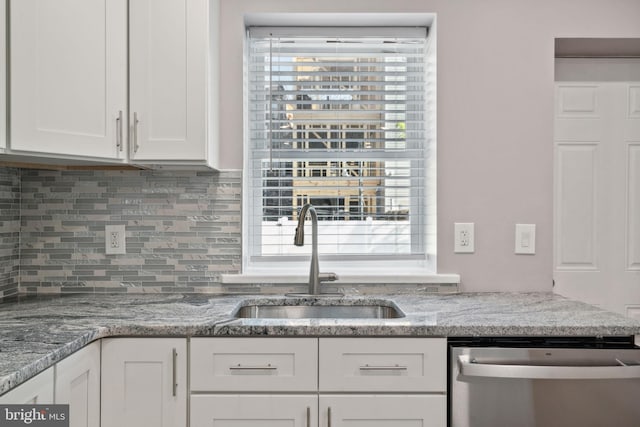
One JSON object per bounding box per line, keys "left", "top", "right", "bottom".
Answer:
{"left": 105, "top": 225, "right": 126, "bottom": 255}
{"left": 454, "top": 223, "right": 475, "bottom": 253}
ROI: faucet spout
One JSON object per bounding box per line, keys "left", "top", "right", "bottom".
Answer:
{"left": 294, "top": 203, "right": 338, "bottom": 295}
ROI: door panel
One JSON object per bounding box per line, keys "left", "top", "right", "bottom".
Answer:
{"left": 129, "top": 0, "right": 208, "bottom": 160}
{"left": 0, "top": 367, "right": 54, "bottom": 404}
{"left": 554, "top": 59, "right": 640, "bottom": 314}
{"left": 101, "top": 338, "right": 187, "bottom": 427}
{"left": 320, "top": 395, "right": 445, "bottom": 427}
{"left": 10, "top": 0, "right": 127, "bottom": 159}
{"left": 190, "top": 395, "right": 317, "bottom": 427}
{"left": 54, "top": 342, "right": 100, "bottom": 427}
{"left": 1, "top": 0, "right": 6, "bottom": 151}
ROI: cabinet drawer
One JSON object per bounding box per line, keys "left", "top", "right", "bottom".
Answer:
{"left": 190, "top": 338, "right": 317, "bottom": 392}
{"left": 319, "top": 338, "right": 446, "bottom": 392}
{"left": 320, "top": 395, "right": 446, "bottom": 427}
{"left": 191, "top": 395, "right": 317, "bottom": 427}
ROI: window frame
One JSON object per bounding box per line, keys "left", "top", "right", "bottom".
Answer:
{"left": 242, "top": 18, "right": 438, "bottom": 276}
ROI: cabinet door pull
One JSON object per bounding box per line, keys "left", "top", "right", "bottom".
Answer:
{"left": 116, "top": 110, "right": 123, "bottom": 152}
{"left": 133, "top": 112, "right": 140, "bottom": 153}
{"left": 327, "top": 406, "right": 332, "bottom": 427}
{"left": 359, "top": 364, "right": 408, "bottom": 371}
{"left": 172, "top": 348, "right": 178, "bottom": 397}
{"left": 306, "top": 406, "right": 310, "bottom": 427}
{"left": 228, "top": 363, "right": 278, "bottom": 371}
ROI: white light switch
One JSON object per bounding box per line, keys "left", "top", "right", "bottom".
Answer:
{"left": 454, "top": 223, "right": 475, "bottom": 253}
{"left": 515, "top": 224, "right": 535, "bottom": 254}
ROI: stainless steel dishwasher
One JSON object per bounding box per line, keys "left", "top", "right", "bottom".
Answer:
{"left": 449, "top": 337, "right": 640, "bottom": 427}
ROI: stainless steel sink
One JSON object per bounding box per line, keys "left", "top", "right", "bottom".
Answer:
{"left": 234, "top": 303, "right": 405, "bottom": 319}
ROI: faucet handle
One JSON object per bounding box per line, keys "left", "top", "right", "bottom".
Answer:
{"left": 319, "top": 272, "right": 338, "bottom": 282}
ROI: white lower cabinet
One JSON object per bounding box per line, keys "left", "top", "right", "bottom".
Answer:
{"left": 191, "top": 395, "right": 317, "bottom": 427}
{"left": 0, "top": 366, "right": 54, "bottom": 404}
{"left": 319, "top": 337, "right": 447, "bottom": 392}
{"left": 54, "top": 341, "right": 101, "bottom": 427}
{"left": 101, "top": 338, "right": 187, "bottom": 427}
{"left": 1, "top": 336, "right": 446, "bottom": 427}
{"left": 320, "top": 395, "right": 446, "bottom": 427}
{"left": 190, "top": 337, "right": 447, "bottom": 427}
{"left": 190, "top": 337, "right": 318, "bottom": 392}
{"left": 0, "top": 341, "right": 100, "bottom": 416}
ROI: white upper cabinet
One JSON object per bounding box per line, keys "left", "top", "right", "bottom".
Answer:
{"left": 1, "top": 0, "right": 6, "bottom": 152}
{"left": 10, "top": 0, "right": 128, "bottom": 160}
{"left": 7, "top": 0, "right": 217, "bottom": 168}
{"left": 129, "top": 0, "right": 213, "bottom": 166}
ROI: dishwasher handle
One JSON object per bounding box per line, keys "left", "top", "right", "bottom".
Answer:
{"left": 458, "top": 354, "right": 640, "bottom": 380}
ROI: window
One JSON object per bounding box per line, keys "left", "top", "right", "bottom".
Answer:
{"left": 245, "top": 26, "right": 436, "bottom": 272}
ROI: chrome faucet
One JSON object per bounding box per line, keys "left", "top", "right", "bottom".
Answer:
{"left": 294, "top": 203, "right": 338, "bottom": 295}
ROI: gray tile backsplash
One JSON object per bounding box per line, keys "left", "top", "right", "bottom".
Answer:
{"left": 0, "top": 168, "right": 21, "bottom": 298}
{"left": 18, "top": 169, "right": 242, "bottom": 294}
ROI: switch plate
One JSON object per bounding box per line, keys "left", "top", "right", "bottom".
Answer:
{"left": 454, "top": 223, "right": 475, "bottom": 253}
{"left": 515, "top": 224, "right": 535, "bottom": 254}
{"left": 105, "top": 225, "right": 126, "bottom": 255}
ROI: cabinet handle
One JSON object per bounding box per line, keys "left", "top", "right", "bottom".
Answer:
{"left": 359, "top": 364, "right": 408, "bottom": 371}
{"left": 172, "top": 348, "right": 178, "bottom": 397}
{"left": 327, "top": 406, "right": 332, "bottom": 427}
{"left": 228, "top": 363, "right": 278, "bottom": 371}
{"left": 116, "top": 110, "right": 123, "bottom": 152}
{"left": 306, "top": 407, "right": 310, "bottom": 427}
{"left": 133, "top": 112, "right": 140, "bottom": 153}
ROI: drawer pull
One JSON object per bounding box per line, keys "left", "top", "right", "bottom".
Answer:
{"left": 116, "top": 110, "right": 123, "bottom": 152}
{"left": 229, "top": 363, "right": 278, "bottom": 371}
{"left": 133, "top": 112, "right": 140, "bottom": 153}
{"left": 359, "top": 364, "right": 408, "bottom": 371}
{"left": 172, "top": 348, "right": 178, "bottom": 397}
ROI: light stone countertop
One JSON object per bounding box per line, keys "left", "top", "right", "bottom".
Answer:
{"left": 1, "top": 291, "right": 640, "bottom": 395}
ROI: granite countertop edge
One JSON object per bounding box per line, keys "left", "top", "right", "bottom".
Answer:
{"left": 2, "top": 291, "right": 640, "bottom": 396}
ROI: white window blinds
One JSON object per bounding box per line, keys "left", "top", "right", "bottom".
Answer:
{"left": 246, "top": 26, "right": 433, "bottom": 264}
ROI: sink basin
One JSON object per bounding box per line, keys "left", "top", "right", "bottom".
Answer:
{"left": 234, "top": 303, "right": 405, "bottom": 319}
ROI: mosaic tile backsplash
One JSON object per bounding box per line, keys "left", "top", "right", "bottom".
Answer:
{"left": 19, "top": 169, "right": 242, "bottom": 294}
{"left": 0, "top": 168, "right": 20, "bottom": 298}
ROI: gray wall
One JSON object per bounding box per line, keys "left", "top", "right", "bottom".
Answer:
{"left": 0, "top": 168, "right": 20, "bottom": 298}
{"left": 19, "top": 169, "right": 241, "bottom": 294}
{"left": 216, "top": 0, "right": 640, "bottom": 292}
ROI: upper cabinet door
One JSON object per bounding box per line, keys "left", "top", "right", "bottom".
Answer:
{"left": 129, "top": 0, "right": 208, "bottom": 162}
{"left": 0, "top": 0, "right": 6, "bottom": 152}
{"left": 10, "top": 0, "right": 127, "bottom": 160}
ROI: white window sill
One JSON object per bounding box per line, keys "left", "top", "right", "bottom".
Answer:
{"left": 220, "top": 273, "right": 460, "bottom": 285}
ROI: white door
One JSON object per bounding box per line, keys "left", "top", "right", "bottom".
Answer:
{"left": 190, "top": 395, "right": 317, "bottom": 427}
{"left": 54, "top": 341, "right": 101, "bottom": 427}
{"left": 129, "top": 0, "right": 208, "bottom": 161}
{"left": 320, "top": 395, "right": 446, "bottom": 427}
{"left": 554, "top": 59, "right": 640, "bottom": 315}
{"left": 101, "top": 338, "right": 187, "bottom": 427}
{"left": 10, "top": 0, "right": 127, "bottom": 159}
